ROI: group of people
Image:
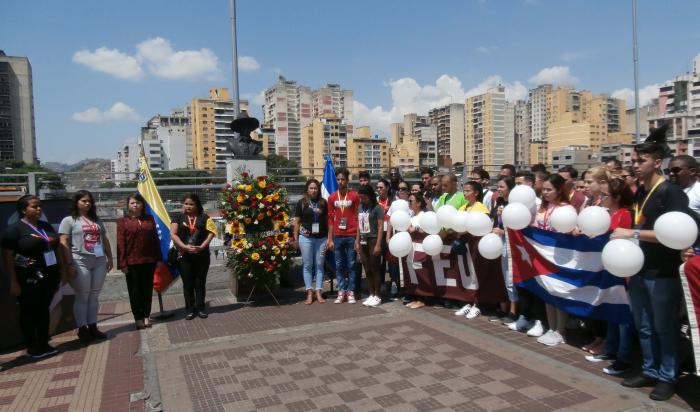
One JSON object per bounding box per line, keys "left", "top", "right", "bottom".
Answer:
{"left": 1, "top": 191, "right": 216, "bottom": 359}
{"left": 292, "top": 126, "right": 697, "bottom": 402}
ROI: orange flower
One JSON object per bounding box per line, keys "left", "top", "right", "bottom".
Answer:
{"left": 257, "top": 213, "right": 264, "bottom": 221}
{"left": 258, "top": 180, "right": 267, "bottom": 189}
{"left": 244, "top": 217, "right": 252, "bottom": 224}
{"left": 272, "top": 192, "right": 280, "bottom": 201}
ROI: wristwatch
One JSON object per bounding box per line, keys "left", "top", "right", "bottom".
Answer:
{"left": 632, "top": 230, "right": 640, "bottom": 240}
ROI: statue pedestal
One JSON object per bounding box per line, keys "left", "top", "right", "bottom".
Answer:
{"left": 226, "top": 158, "right": 267, "bottom": 183}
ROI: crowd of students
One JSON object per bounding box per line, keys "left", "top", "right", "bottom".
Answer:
{"left": 293, "top": 126, "right": 698, "bottom": 402}
{"left": 1, "top": 192, "right": 216, "bottom": 359}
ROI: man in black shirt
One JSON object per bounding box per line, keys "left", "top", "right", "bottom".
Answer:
{"left": 612, "top": 125, "right": 689, "bottom": 401}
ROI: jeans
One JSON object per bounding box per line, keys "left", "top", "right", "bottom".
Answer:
{"left": 604, "top": 321, "right": 635, "bottom": 364}
{"left": 359, "top": 238, "right": 382, "bottom": 295}
{"left": 125, "top": 263, "right": 156, "bottom": 321}
{"left": 334, "top": 236, "right": 356, "bottom": 292}
{"left": 628, "top": 275, "right": 682, "bottom": 383}
{"left": 180, "top": 253, "right": 210, "bottom": 313}
{"left": 299, "top": 235, "right": 326, "bottom": 290}
{"left": 70, "top": 254, "right": 108, "bottom": 327}
{"left": 16, "top": 268, "right": 60, "bottom": 352}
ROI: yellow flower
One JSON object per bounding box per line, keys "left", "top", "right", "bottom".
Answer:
{"left": 244, "top": 217, "right": 252, "bottom": 224}
{"left": 256, "top": 193, "right": 263, "bottom": 200}
{"left": 237, "top": 184, "right": 244, "bottom": 190}
{"left": 257, "top": 213, "right": 265, "bottom": 221}
{"left": 236, "top": 194, "right": 244, "bottom": 203}
{"left": 258, "top": 181, "right": 267, "bottom": 189}
{"left": 265, "top": 195, "right": 273, "bottom": 202}
{"left": 251, "top": 252, "right": 260, "bottom": 261}
{"left": 273, "top": 192, "right": 280, "bottom": 201}
{"left": 245, "top": 185, "right": 252, "bottom": 192}
{"left": 266, "top": 211, "right": 272, "bottom": 216}
{"left": 273, "top": 246, "right": 280, "bottom": 255}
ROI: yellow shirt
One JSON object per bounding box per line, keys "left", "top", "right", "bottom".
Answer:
{"left": 459, "top": 201, "right": 489, "bottom": 214}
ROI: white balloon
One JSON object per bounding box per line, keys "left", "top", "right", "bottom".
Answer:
{"left": 422, "top": 234, "right": 444, "bottom": 256}
{"left": 509, "top": 185, "right": 537, "bottom": 207}
{"left": 390, "top": 199, "right": 409, "bottom": 212}
{"left": 420, "top": 211, "right": 441, "bottom": 235}
{"left": 467, "top": 212, "right": 493, "bottom": 237}
{"left": 478, "top": 233, "right": 504, "bottom": 259}
{"left": 654, "top": 211, "right": 699, "bottom": 250}
{"left": 437, "top": 204, "right": 458, "bottom": 229}
{"left": 388, "top": 231, "right": 413, "bottom": 258}
{"left": 577, "top": 206, "right": 611, "bottom": 238}
{"left": 502, "top": 203, "right": 532, "bottom": 230}
{"left": 602, "top": 239, "right": 644, "bottom": 277}
{"left": 452, "top": 211, "right": 470, "bottom": 233}
{"left": 390, "top": 209, "right": 411, "bottom": 232}
{"left": 550, "top": 205, "right": 578, "bottom": 233}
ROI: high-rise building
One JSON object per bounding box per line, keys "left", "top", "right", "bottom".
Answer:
{"left": 464, "top": 86, "right": 514, "bottom": 169}
{"left": 347, "top": 126, "right": 389, "bottom": 176}
{"left": 300, "top": 114, "right": 349, "bottom": 177}
{"left": 624, "top": 102, "right": 658, "bottom": 141}
{"left": 140, "top": 109, "right": 192, "bottom": 170}
{"left": 312, "top": 84, "right": 353, "bottom": 125}
{"left": 0, "top": 51, "right": 36, "bottom": 163}
{"left": 514, "top": 100, "right": 530, "bottom": 167}
{"left": 428, "top": 103, "right": 465, "bottom": 166}
{"left": 389, "top": 117, "right": 419, "bottom": 172}
{"left": 528, "top": 84, "right": 552, "bottom": 165}
{"left": 189, "top": 88, "right": 248, "bottom": 170}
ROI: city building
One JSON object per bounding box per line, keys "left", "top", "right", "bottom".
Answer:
{"left": 624, "top": 101, "right": 658, "bottom": 142}
{"left": 528, "top": 84, "right": 552, "bottom": 164}
{"left": 464, "top": 86, "right": 514, "bottom": 169}
{"left": 0, "top": 51, "right": 36, "bottom": 163}
{"left": 113, "top": 142, "right": 141, "bottom": 181}
{"left": 253, "top": 127, "right": 275, "bottom": 156}
{"left": 312, "top": 84, "right": 353, "bottom": 125}
{"left": 140, "top": 109, "right": 192, "bottom": 170}
{"left": 600, "top": 143, "right": 635, "bottom": 167}
{"left": 428, "top": 103, "right": 465, "bottom": 166}
{"left": 263, "top": 77, "right": 312, "bottom": 164}
{"left": 551, "top": 145, "right": 596, "bottom": 172}
{"left": 348, "top": 126, "right": 389, "bottom": 176}
{"left": 300, "top": 114, "right": 349, "bottom": 177}
{"left": 389, "top": 118, "right": 419, "bottom": 172}
{"left": 514, "top": 100, "right": 530, "bottom": 167}
{"left": 189, "top": 88, "right": 248, "bottom": 170}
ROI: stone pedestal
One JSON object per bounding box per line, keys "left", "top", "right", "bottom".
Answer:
{"left": 226, "top": 158, "right": 267, "bottom": 183}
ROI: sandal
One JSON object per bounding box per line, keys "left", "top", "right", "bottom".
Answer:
{"left": 410, "top": 300, "right": 426, "bottom": 309}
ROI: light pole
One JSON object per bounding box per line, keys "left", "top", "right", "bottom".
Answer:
{"left": 229, "top": 0, "right": 241, "bottom": 116}
{"left": 632, "top": 0, "right": 641, "bottom": 143}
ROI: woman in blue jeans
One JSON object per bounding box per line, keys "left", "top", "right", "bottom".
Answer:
{"left": 293, "top": 179, "right": 328, "bottom": 304}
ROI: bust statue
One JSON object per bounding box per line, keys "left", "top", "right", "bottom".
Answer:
{"left": 227, "top": 111, "right": 263, "bottom": 158}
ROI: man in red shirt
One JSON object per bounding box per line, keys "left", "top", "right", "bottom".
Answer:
{"left": 327, "top": 168, "right": 360, "bottom": 303}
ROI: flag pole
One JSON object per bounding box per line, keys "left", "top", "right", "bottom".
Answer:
{"left": 632, "top": 0, "right": 641, "bottom": 143}
{"left": 229, "top": 0, "right": 241, "bottom": 116}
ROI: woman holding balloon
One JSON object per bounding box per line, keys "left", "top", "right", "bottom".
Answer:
{"left": 489, "top": 176, "right": 518, "bottom": 324}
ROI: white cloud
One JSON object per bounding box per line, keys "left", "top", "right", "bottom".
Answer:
{"left": 561, "top": 51, "right": 589, "bottom": 63}
{"left": 238, "top": 56, "right": 260, "bottom": 71}
{"left": 136, "top": 37, "right": 219, "bottom": 80}
{"left": 73, "top": 47, "right": 144, "bottom": 81}
{"left": 611, "top": 84, "right": 660, "bottom": 108}
{"left": 354, "top": 74, "right": 528, "bottom": 138}
{"left": 476, "top": 46, "right": 498, "bottom": 54}
{"left": 241, "top": 90, "right": 266, "bottom": 106}
{"left": 528, "top": 65, "right": 578, "bottom": 85}
{"left": 72, "top": 102, "right": 139, "bottom": 123}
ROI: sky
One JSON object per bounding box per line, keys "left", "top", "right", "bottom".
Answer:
{"left": 3, "top": 0, "right": 700, "bottom": 164}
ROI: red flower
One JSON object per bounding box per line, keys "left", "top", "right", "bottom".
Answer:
{"left": 241, "top": 172, "right": 249, "bottom": 178}
{"left": 232, "top": 202, "right": 239, "bottom": 209}
{"left": 257, "top": 176, "right": 265, "bottom": 181}
{"left": 258, "top": 241, "right": 263, "bottom": 247}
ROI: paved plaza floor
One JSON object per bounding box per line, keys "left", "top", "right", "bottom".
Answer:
{"left": 1, "top": 285, "right": 699, "bottom": 412}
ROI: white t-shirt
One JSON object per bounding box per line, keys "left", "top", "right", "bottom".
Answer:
{"left": 483, "top": 190, "right": 494, "bottom": 211}
{"left": 410, "top": 211, "right": 423, "bottom": 230}
{"left": 684, "top": 181, "right": 700, "bottom": 214}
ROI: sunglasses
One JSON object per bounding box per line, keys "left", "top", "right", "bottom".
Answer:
{"left": 399, "top": 187, "right": 409, "bottom": 191}
{"left": 666, "top": 167, "right": 686, "bottom": 175}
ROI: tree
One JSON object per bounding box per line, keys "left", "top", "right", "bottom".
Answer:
{"left": 265, "top": 155, "right": 303, "bottom": 182}
{"left": 0, "top": 161, "right": 65, "bottom": 190}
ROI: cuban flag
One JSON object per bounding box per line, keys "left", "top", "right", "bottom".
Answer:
{"left": 508, "top": 227, "right": 632, "bottom": 325}
{"left": 680, "top": 256, "right": 700, "bottom": 376}
{"left": 320, "top": 154, "right": 337, "bottom": 201}
{"left": 137, "top": 154, "right": 179, "bottom": 292}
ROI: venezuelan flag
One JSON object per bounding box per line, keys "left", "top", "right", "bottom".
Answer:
{"left": 137, "top": 155, "right": 178, "bottom": 291}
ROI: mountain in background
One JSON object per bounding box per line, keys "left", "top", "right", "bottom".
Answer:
{"left": 44, "top": 159, "right": 113, "bottom": 189}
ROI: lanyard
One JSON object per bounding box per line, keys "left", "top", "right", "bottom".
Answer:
{"left": 309, "top": 200, "right": 319, "bottom": 222}
{"left": 22, "top": 219, "right": 50, "bottom": 243}
{"left": 82, "top": 217, "right": 99, "bottom": 234}
{"left": 542, "top": 205, "right": 558, "bottom": 230}
{"left": 187, "top": 216, "right": 197, "bottom": 235}
{"left": 338, "top": 192, "right": 348, "bottom": 215}
{"left": 378, "top": 197, "right": 389, "bottom": 212}
{"left": 633, "top": 177, "right": 665, "bottom": 225}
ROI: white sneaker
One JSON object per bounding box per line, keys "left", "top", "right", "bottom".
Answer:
{"left": 455, "top": 304, "right": 472, "bottom": 316}
{"left": 526, "top": 320, "right": 544, "bottom": 337}
{"left": 537, "top": 329, "right": 554, "bottom": 346}
{"left": 465, "top": 306, "right": 481, "bottom": 319}
{"left": 545, "top": 331, "right": 565, "bottom": 346}
{"left": 362, "top": 295, "right": 374, "bottom": 306}
{"left": 347, "top": 291, "right": 357, "bottom": 304}
{"left": 508, "top": 315, "right": 526, "bottom": 331}
{"left": 368, "top": 296, "right": 382, "bottom": 307}
{"left": 515, "top": 315, "right": 533, "bottom": 332}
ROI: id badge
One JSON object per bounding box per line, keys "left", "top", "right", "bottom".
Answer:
{"left": 93, "top": 244, "right": 105, "bottom": 257}
{"left": 44, "top": 250, "right": 57, "bottom": 266}
{"left": 312, "top": 223, "right": 320, "bottom": 234}
{"left": 383, "top": 221, "right": 388, "bottom": 232}
{"left": 360, "top": 239, "right": 367, "bottom": 246}
{"left": 339, "top": 218, "right": 347, "bottom": 230}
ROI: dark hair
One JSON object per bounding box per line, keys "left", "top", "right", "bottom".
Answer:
{"left": 409, "top": 193, "right": 427, "bottom": 211}
{"left": 464, "top": 181, "right": 484, "bottom": 202}
{"left": 125, "top": 193, "right": 148, "bottom": 218}
{"left": 471, "top": 167, "right": 490, "bottom": 180}
{"left": 544, "top": 174, "right": 569, "bottom": 205}
{"left": 534, "top": 171, "right": 550, "bottom": 182}
{"left": 671, "top": 154, "right": 699, "bottom": 169}
{"left": 635, "top": 124, "right": 670, "bottom": 160}
{"left": 376, "top": 178, "right": 390, "bottom": 190}
{"left": 607, "top": 177, "right": 634, "bottom": 209}
{"left": 358, "top": 185, "right": 378, "bottom": 207}
{"left": 358, "top": 170, "right": 371, "bottom": 180}
{"left": 70, "top": 190, "right": 98, "bottom": 220}
{"left": 16, "top": 194, "right": 40, "bottom": 216}
{"left": 420, "top": 168, "right": 434, "bottom": 177}
{"left": 302, "top": 178, "right": 325, "bottom": 208}
{"left": 183, "top": 193, "right": 203, "bottom": 215}
{"left": 558, "top": 165, "right": 578, "bottom": 179}
{"left": 500, "top": 164, "right": 516, "bottom": 175}
{"left": 605, "top": 158, "right": 623, "bottom": 169}
{"left": 580, "top": 170, "right": 588, "bottom": 181}
{"left": 515, "top": 171, "right": 535, "bottom": 185}
{"left": 622, "top": 166, "right": 635, "bottom": 178}
{"left": 335, "top": 167, "right": 350, "bottom": 179}
{"left": 531, "top": 163, "right": 548, "bottom": 173}
{"left": 498, "top": 175, "right": 515, "bottom": 191}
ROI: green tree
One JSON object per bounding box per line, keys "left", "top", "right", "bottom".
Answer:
{"left": 265, "top": 155, "right": 303, "bottom": 182}
{"left": 0, "top": 161, "right": 65, "bottom": 190}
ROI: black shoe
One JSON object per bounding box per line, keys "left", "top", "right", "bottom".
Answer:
{"left": 603, "top": 360, "right": 631, "bottom": 376}
{"left": 77, "top": 326, "right": 92, "bottom": 343}
{"left": 88, "top": 324, "right": 107, "bottom": 339}
{"left": 500, "top": 313, "right": 517, "bottom": 324}
{"left": 42, "top": 344, "right": 58, "bottom": 357}
{"left": 489, "top": 311, "right": 506, "bottom": 322}
{"left": 649, "top": 381, "right": 675, "bottom": 401}
{"left": 185, "top": 312, "right": 196, "bottom": 320}
{"left": 197, "top": 311, "right": 208, "bottom": 319}
{"left": 621, "top": 374, "right": 657, "bottom": 388}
